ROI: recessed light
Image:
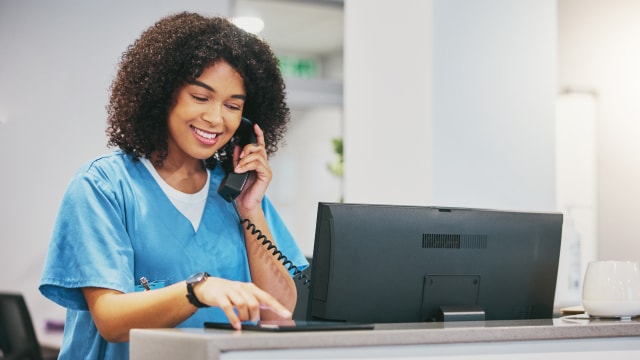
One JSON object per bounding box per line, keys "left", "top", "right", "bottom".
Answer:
{"left": 232, "top": 16, "right": 265, "bottom": 34}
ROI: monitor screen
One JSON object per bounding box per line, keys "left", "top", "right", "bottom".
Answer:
{"left": 307, "top": 202, "right": 563, "bottom": 323}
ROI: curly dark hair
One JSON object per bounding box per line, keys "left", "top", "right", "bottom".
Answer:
{"left": 106, "top": 12, "right": 290, "bottom": 171}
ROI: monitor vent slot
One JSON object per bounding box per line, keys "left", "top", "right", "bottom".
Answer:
{"left": 422, "top": 234, "right": 487, "bottom": 249}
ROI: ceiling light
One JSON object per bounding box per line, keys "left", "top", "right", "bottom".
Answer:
{"left": 232, "top": 16, "right": 265, "bottom": 35}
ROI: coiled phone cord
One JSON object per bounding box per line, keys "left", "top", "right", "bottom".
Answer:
{"left": 232, "top": 201, "right": 311, "bottom": 286}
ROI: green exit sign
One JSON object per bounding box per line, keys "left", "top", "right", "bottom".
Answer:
{"left": 278, "top": 56, "right": 318, "bottom": 79}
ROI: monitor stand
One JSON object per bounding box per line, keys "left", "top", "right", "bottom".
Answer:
{"left": 421, "top": 274, "right": 483, "bottom": 322}
{"left": 437, "top": 305, "right": 486, "bottom": 322}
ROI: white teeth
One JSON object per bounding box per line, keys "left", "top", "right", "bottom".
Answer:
{"left": 194, "top": 127, "right": 217, "bottom": 139}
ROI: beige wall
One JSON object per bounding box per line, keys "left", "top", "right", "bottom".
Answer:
{"left": 558, "top": 0, "right": 640, "bottom": 262}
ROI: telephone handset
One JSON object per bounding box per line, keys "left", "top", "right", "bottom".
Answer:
{"left": 217, "top": 117, "right": 310, "bottom": 286}
{"left": 218, "top": 117, "right": 257, "bottom": 202}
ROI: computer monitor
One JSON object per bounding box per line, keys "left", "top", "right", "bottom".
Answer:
{"left": 307, "top": 202, "right": 563, "bottom": 323}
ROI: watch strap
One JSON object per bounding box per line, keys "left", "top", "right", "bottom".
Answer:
{"left": 186, "top": 272, "right": 210, "bottom": 308}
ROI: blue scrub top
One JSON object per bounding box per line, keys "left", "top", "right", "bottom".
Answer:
{"left": 40, "top": 150, "right": 308, "bottom": 359}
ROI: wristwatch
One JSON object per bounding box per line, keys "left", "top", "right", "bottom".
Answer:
{"left": 186, "top": 272, "right": 210, "bottom": 308}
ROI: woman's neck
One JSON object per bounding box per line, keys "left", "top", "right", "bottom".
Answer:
{"left": 150, "top": 153, "right": 207, "bottom": 194}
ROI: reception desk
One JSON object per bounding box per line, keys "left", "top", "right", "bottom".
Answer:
{"left": 130, "top": 316, "right": 640, "bottom": 359}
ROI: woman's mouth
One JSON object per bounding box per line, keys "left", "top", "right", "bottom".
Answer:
{"left": 191, "top": 125, "right": 220, "bottom": 145}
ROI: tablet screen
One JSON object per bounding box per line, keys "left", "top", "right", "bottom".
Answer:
{"left": 204, "top": 320, "right": 374, "bottom": 332}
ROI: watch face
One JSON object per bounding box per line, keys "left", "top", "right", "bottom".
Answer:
{"left": 187, "top": 272, "right": 208, "bottom": 284}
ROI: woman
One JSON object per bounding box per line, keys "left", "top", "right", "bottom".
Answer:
{"left": 40, "top": 12, "right": 307, "bottom": 359}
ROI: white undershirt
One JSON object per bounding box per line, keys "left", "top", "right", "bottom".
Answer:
{"left": 140, "top": 158, "right": 209, "bottom": 231}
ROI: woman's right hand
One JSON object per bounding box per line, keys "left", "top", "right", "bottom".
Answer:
{"left": 194, "top": 276, "right": 292, "bottom": 330}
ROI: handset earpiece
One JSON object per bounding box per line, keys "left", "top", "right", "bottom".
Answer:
{"left": 218, "top": 117, "right": 257, "bottom": 202}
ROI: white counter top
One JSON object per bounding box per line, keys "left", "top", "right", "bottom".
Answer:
{"left": 130, "top": 316, "right": 640, "bottom": 360}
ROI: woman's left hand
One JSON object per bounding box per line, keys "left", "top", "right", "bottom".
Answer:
{"left": 233, "top": 123, "right": 271, "bottom": 212}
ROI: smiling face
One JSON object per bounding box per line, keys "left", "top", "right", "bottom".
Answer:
{"left": 165, "top": 60, "right": 246, "bottom": 165}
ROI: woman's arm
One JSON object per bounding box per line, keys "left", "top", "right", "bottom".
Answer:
{"left": 233, "top": 123, "right": 298, "bottom": 317}
{"left": 238, "top": 207, "right": 298, "bottom": 315}
{"left": 83, "top": 284, "right": 192, "bottom": 342}
{"left": 83, "top": 273, "right": 291, "bottom": 342}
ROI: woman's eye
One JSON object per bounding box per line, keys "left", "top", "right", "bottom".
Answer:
{"left": 226, "top": 103, "right": 242, "bottom": 111}
{"left": 191, "top": 94, "right": 208, "bottom": 102}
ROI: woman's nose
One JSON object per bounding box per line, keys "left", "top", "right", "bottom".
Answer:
{"left": 202, "top": 105, "right": 222, "bottom": 125}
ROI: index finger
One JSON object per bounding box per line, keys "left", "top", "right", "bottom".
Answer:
{"left": 253, "top": 123, "right": 266, "bottom": 147}
{"left": 254, "top": 291, "right": 292, "bottom": 319}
